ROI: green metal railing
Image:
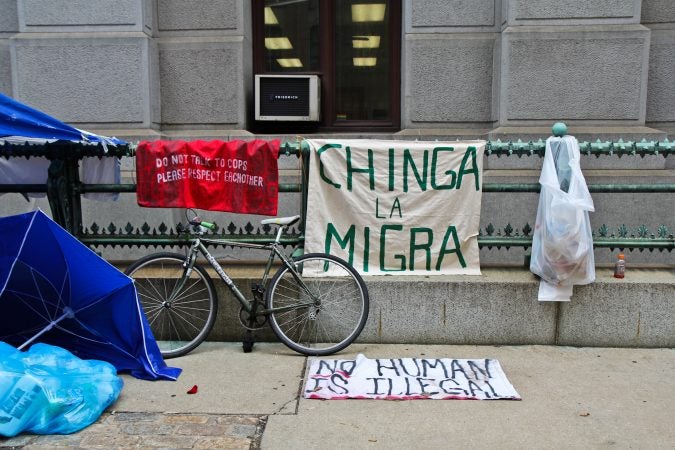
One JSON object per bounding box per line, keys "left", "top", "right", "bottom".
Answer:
{"left": 1, "top": 134, "right": 673, "bottom": 253}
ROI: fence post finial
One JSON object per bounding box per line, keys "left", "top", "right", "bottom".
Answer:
{"left": 552, "top": 122, "right": 567, "bottom": 137}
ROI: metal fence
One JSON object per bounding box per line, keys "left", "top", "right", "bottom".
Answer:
{"left": 1, "top": 138, "right": 673, "bottom": 254}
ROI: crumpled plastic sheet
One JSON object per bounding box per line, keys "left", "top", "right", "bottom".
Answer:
{"left": 0, "top": 341, "right": 123, "bottom": 437}
{"left": 530, "top": 135, "right": 595, "bottom": 301}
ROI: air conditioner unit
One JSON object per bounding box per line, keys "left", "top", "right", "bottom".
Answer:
{"left": 255, "top": 75, "right": 320, "bottom": 121}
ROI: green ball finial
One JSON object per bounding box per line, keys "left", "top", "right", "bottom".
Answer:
{"left": 552, "top": 122, "right": 567, "bottom": 137}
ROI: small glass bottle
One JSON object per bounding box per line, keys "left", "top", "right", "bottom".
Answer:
{"left": 614, "top": 253, "right": 625, "bottom": 279}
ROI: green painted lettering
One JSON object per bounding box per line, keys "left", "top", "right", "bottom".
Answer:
{"left": 436, "top": 226, "right": 466, "bottom": 269}
{"left": 388, "top": 148, "right": 395, "bottom": 191}
{"left": 409, "top": 227, "right": 433, "bottom": 271}
{"left": 380, "top": 224, "right": 405, "bottom": 272}
{"left": 390, "top": 197, "right": 402, "bottom": 218}
{"left": 430, "top": 147, "right": 456, "bottom": 190}
{"left": 456, "top": 146, "right": 480, "bottom": 190}
{"left": 346, "top": 146, "right": 374, "bottom": 191}
{"left": 375, "top": 198, "right": 386, "bottom": 219}
{"left": 317, "top": 144, "right": 342, "bottom": 189}
{"left": 325, "top": 223, "right": 355, "bottom": 265}
{"left": 363, "top": 226, "right": 370, "bottom": 272}
{"left": 403, "top": 149, "right": 428, "bottom": 192}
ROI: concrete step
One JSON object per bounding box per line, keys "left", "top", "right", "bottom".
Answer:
{"left": 185, "top": 266, "right": 674, "bottom": 348}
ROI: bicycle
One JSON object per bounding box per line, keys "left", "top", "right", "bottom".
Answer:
{"left": 124, "top": 209, "right": 369, "bottom": 358}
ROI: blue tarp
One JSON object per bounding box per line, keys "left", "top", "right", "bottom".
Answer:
{"left": 0, "top": 92, "right": 125, "bottom": 145}
{"left": 0, "top": 93, "right": 125, "bottom": 200}
{"left": 0, "top": 210, "right": 181, "bottom": 381}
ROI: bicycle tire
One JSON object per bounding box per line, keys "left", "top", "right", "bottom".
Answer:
{"left": 266, "top": 253, "right": 369, "bottom": 356}
{"left": 124, "top": 252, "right": 218, "bottom": 359}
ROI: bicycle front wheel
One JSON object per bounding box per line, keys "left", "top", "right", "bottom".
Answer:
{"left": 266, "top": 253, "right": 369, "bottom": 356}
{"left": 124, "top": 252, "right": 218, "bottom": 359}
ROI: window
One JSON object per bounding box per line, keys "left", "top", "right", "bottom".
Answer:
{"left": 252, "top": 0, "right": 401, "bottom": 131}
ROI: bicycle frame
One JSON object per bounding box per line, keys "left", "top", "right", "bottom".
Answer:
{"left": 180, "top": 226, "right": 315, "bottom": 316}
{"left": 125, "top": 215, "right": 369, "bottom": 358}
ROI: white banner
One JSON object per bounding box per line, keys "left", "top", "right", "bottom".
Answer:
{"left": 304, "top": 354, "right": 521, "bottom": 400}
{"left": 304, "top": 139, "right": 485, "bottom": 275}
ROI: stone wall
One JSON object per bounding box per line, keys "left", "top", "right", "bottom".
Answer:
{"left": 1, "top": 0, "right": 672, "bottom": 267}
{"left": 0, "top": 0, "right": 249, "bottom": 132}
{"left": 403, "top": 0, "right": 499, "bottom": 130}
{"left": 156, "top": 0, "right": 249, "bottom": 132}
{"left": 2, "top": 0, "right": 672, "bottom": 136}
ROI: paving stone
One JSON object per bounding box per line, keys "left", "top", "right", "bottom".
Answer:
{"left": 79, "top": 433, "right": 143, "bottom": 448}
{"left": 140, "top": 434, "right": 199, "bottom": 448}
{"left": 230, "top": 423, "right": 258, "bottom": 438}
{"left": 216, "top": 415, "right": 260, "bottom": 426}
{"left": 162, "top": 414, "right": 211, "bottom": 424}
{"left": 176, "top": 423, "right": 230, "bottom": 436}
{"left": 192, "top": 436, "right": 251, "bottom": 449}
{"left": 0, "top": 434, "right": 35, "bottom": 447}
{"left": 78, "top": 422, "right": 118, "bottom": 434}
{"left": 2, "top": 413, "right": 265, "bottom": 449}
{"left": 111, "top": 411, "right": 159, "bottom": 422}
{"left": 28, "top": 434, "right": 83, "bottom": 447}
{"left": 121, "top": 422, "right": 175, "bottom": 435}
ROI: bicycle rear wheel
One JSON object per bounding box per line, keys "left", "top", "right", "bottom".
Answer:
{"left": 124, "top": 252, "right": 218, "bottom": 359}
{"left": 266, "top": 253, "right": 369, "bottom": 356}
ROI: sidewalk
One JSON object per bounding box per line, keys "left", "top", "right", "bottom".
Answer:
{"left": 2, "top": 342, "right": 674, "bottom": 449}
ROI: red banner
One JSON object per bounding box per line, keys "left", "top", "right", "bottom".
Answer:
{"left": 136, "top": 139, "right": 280, "bottom": 215}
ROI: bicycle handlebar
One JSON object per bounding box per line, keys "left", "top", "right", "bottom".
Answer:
{"left": 186, "top": 208, "right": 216, "bottom": 231}
{"left": 187, "top": 217, "right": 215, "bottom": 231}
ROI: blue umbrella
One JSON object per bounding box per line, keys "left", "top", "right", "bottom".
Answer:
{"left": 0, "top": 210, "right": 181, "bottom": 381}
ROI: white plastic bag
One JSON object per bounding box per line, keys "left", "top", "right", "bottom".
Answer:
{"left": 530, "top": 136, "right": 595, "bottom": 287}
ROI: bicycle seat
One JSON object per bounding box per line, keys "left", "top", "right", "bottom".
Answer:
{"left": 261, "top": 215, "right": 301, "bottom": 227}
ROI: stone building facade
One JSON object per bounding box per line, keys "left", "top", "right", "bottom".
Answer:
{"left": 1, "top": 0, "right": 673, "bottom": 264}
{"left": 2, "top": 1, "right": 673, "bottom": 138}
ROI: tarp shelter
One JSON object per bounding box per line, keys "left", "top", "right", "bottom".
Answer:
{"left": 0, "top": 93, "right": 126, "bottom": 200}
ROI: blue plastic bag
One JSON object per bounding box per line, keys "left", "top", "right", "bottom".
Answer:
{"left": 0, "top": 342, "right": 123, "bottom": 437}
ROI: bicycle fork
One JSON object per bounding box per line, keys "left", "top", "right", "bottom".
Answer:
{"left": 165, "top": 245, "right": 200, "bottom": 305}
